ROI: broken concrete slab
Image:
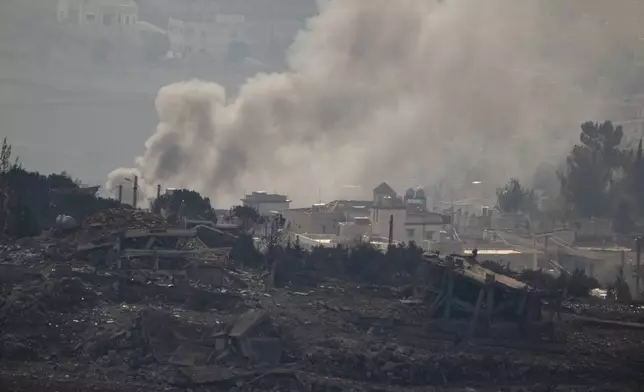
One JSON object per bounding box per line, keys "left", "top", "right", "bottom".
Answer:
{"left": 51, "top": 263, "right": 73, "bottom": 278}
{"left": 203, "top": 331, "right": 228, "bottom": 352}
{"left": 571, "top": 315, "right": 644, "bottom": 330}
{"left": 187, "top": 266, "right": 224, "bottom": 287}
{"left": 241, "top": 337, "right": 282, "bottom": 366}
{"left": 141, "top": 310, "right": 183, "bottom": 363}
{"left": 179, "top": 365, "right": 249, "bottom": 385}
{"left": 0, "top": 264, "right": 43, "bottom": 283}
{"left": 229, "top": 309, "right": 269, "bottom": 339}
{"left": 168, "top": 343, "right": 213, "bottom": 367}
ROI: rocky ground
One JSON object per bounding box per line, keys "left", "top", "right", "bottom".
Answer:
{"left": 1, "top": 211, "right": 644, "bottom": 391}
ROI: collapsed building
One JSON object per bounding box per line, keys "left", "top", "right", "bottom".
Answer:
{"left": 1, "top": 206, "right": 644, "bottom": 391}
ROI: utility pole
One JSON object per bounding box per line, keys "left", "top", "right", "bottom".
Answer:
{"left": 388, "top": 214, "right": 394, "bottom": 248}
{"left": 117, "top": 184, "right": 123, "bottom": 203}
{"left": 132, "top": 175, "right": 138, "bottom": 209}
{"left": 532, "top": 235, "right": 538, "bottom": 270}
{"left": 157, "top": 184, "right": 161, "bottom": 200}
{"left": 636, "top": 237, "right": 642, "bottom": 298}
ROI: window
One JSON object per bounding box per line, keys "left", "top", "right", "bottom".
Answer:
{"left": 425, "top": 231, "right": 434, "bottom": 240}
{"left": 85, "top": 13, "right": 96, "bottom": 22}
{"left": 406, "top": 229, "right": 415, "bottom": 239}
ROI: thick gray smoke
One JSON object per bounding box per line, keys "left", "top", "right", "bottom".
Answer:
{"left": 108, "top": 0, "right": 643, "bottom": 206}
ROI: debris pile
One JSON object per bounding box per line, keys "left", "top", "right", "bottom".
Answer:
{"left": 64, "top": 208, "right": 168, "bottom": 245}
{"left": 83, "top": 208, "right": 168, "bottom": 231}
{"left": 1, "top": 210, "right": 644, "bottom": 391}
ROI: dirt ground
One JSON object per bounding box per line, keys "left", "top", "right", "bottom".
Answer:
{"left": 2, "top": 222, "right": 644, "bottom": 392}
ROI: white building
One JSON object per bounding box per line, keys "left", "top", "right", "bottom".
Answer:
{"left": 370, "top": 182, "right": 451, "bottom": 247}
{"left": 282, "top": 200, "right": 373, "bottom": 237}
{"left": 338, "top": 217, "right": 372, "bottom": 245}
{"left": 168, "top": 14, "right": 246, "bottom": 59}
{"left": 241, "top": 191, "right": 291, "bottom": 216}
{"left": 165, "top": 0, "right": 314, "bottom": 61}
{"left": 57, "top": 0, "right": 138, "bottom": 26}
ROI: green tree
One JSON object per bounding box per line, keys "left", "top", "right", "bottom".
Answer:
{"left": 612, "top": 200, "right": 635, "bottom": 234}
{"left": 579, "top": 121, "right": 624, "bottom": 168}
{"left": 0, "top": 138, "right": 13, "bottom": 235}
{"left": 623, "top": 138, "right": 644, "bottom": 216}
{"left": 559, "top": 121, "right": 624, "bottom": 218}
{"left": 153, "top": 189, "right": 216, "bottom": 222}
{"left": 232, "top": 205, "right": 261, "bottom": 231}
{"left": 496, "top": 178, "right": 537, "bottom": 215}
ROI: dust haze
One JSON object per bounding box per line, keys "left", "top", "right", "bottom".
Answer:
{"left": 108, "top": 0, "right": 644, "bottom": 206}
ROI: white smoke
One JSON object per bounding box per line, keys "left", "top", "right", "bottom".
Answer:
{"left": 108, "top": 0, "right": 642, "bottom": 206}
{"left": 105, "top": 167, "right": 147, "bottom": 206}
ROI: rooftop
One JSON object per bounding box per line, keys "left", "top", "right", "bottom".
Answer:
{"left": 423, "top": 253, "right": 529, "bottom": 291}
{"left": 326, "top": 199, "right": 373, "bottom": 213}
{"left": 373, "top": 182, "right": 396, "bottom": 196}
{"left": 242, "top": 191, "right": 290, "bottom": 203}
{"left": 166, "top": 0, "right": 316, "bottom": 22}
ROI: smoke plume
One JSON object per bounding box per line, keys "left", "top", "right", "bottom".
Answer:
{"left": 108, "top": 0, "right": 644, "bottom": 206}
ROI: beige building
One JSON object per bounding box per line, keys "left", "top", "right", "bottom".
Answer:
{"left": 241, "top": 191, "right": 291, "bottom": 216}
{"left": 282, "top": 183, "right": 450, "bottom": 247}
{"left": 57, "top": 0, "right": 138, "bottom": 26}
{"left": 282, "top": 199, "right": 372, "bottom": 237}
{"left": 166, "top": 0, "right": 315, "bottom": 61}
{"left": 283, "top": 204, "right": 343, "bottom": 236}
{"left": 370, "top": 182, "right": 451, "bottom": 246}
{"left": 338, "top": 217, "right": 372, "bottom": 245}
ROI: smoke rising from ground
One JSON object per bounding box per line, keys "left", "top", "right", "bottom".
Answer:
{"left": 108, "top": 0, "right": 643, "bottom": 206}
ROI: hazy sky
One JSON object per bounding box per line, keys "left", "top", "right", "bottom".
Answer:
{"left": 2, "top": 0, "right": 644, "bottom": 206}
{"left": 109, "top": 0, "right": 644, "bottom": 206}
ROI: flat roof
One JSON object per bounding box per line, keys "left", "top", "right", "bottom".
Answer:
{"left": 423, "top": 253, "right": 529, "bottom": 291}
{"left": 464, "top": 249, "right": 522, "bottom": 255}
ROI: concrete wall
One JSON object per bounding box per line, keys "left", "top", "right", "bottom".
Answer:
{"left": 282, "top": 210, "right": 342, "bottom": 235}
{"left": 404, "top": 223, "right": 443, "bottom": 245}
{"left": 242, "top": 201, "right": 290, "bottom": 216}
{"left": 371, "top": 207, "right": 406, "bottom": 243}
{"left": 338, "top": 222, "right": 371, "bottom": 244}
{"left": 426, "top": 241, "right": 464, "bottom": 255}
{"left": 574, "top": 218, "right": 613, "bottom": 238}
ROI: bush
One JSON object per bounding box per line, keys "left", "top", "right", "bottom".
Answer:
{"left": 518, "top": 268, "right": 599, "bottom": 298}
{"left": 230, "top": 234, "right": 263, "bottom": 267}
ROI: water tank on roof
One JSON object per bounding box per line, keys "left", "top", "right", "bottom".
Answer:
{"left": 415, "top": 187, "right": 426, "bottom": 198}
{"left": 405, "top": 188, "right": 415, "bottom": 199}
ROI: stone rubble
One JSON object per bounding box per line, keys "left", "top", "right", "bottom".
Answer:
{"left": 0, "top": 208, "right": 643, "bottom": 391}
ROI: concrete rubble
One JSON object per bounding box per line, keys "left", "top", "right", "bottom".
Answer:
{"left": 1, "top": 208, "right": 644, "bottom": 391}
